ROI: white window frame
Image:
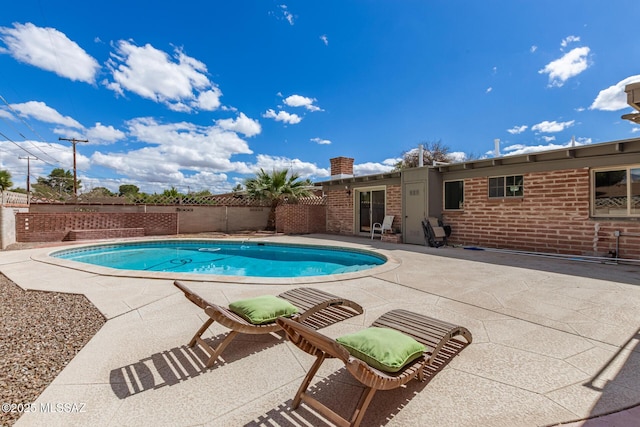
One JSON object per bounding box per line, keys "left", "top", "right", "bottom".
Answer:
{"left": 591, "top": 165, "right": 640, "bottom": 218}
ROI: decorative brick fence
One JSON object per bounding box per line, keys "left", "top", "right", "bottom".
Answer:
{"left": 275, "top": 197, "right": 327, "bottom": 234}
{"left": 16, "top": 212, "right": 178, "bottom": 242}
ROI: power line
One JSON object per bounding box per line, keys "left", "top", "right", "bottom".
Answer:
{"left": 0, "top": 93, "right": 65, "bottom": 164}
{"left": 0, "top": 131, "right": 58, "bottom": 167}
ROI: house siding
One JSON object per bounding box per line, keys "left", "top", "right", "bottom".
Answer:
{"left": 325, "top": 183, "right": 402, "bottom": 235}
{"left": 442, "top": 168, "right": 640, "bottom": 259}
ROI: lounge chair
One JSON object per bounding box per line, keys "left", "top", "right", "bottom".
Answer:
{"left": 423, "top": 217, "right": 449, "bottom": 247}
{"left": 173, "top": 280, "right": 364, "bottom": 368}
{"left": 277, "top": 309, "right": 472, "bottom": 427}
{"left": 371, "top": 215, "right": 394, "bottom": 239}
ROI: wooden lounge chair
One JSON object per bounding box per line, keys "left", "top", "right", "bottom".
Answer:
{"left": 277, "top": 309, "right": 472, "bottom": 427}
{"left": 173, "top": 280, "right": 364, "bottom": 368}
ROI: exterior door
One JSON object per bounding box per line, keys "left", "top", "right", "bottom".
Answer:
{"left": 404, "top": 181, "right": 426, "bottom": 244}
{"left": 358, "top": 189, "right": 385, "bottom": 234}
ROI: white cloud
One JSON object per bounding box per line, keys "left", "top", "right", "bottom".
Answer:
{"left": 216, "top": 113, "right": 261, "bottom": 137}
{"left": 196, "top": 88, "right": 223, "bottom": 111}
{"left": 283, "top": 94, "right": 322, "bottom": 111}
{"left": 486, "top": 87, "right": 493, "bottom": 94}
{"left": 252, "top": 154, "right": 328, "bottom": 178}
{"left": 262, "top": 109, "right": 302, "bottom": 124}
{"left": 89, "top": 117, "right": 254, "bottom": 188}
{"left": 542, "top": 135, "right": 556, "bottom": 142}
{"left": 311, "top": 137, "right": 331, "bottom": 145}
{"left": 353, "top": 160, "right": 396, "bottom": 176}
{"left": 590, "top": 75, "right": 640, "bottom": 111}
{"left": 539, "top": 47, "right": 591, "bottom": 87}
{"left": 105, "top": 41, "right": 222, "bottom": 112}
{"left": 507, "top": 125, "right": 528, "bottom": 135}
{"left": 0, "top": 22, "right": 100, "bottom": 84}
{"left": 632, "top": 127, "right": 640, "bottom": 133}
{"left": 531, "top": 120, "right": 575, "bottom": 133}
{"left": 530, "top": 45, "right": 538, "bottom": 53}
{"left": 501, "top": 137, "right": 591, "bottom": 156}
{"left": 561, "top": 35, "right": 580, "bottom": 48}
{"left": 320, "top": 35, "right": 329, "bottom": 46}
{"left": 9, "top": 101, "right": 83, "bottom": 128}
{"left": 280, "top": 5, "right": 295, "bottom": 25}
{"left": 85, "top": 123, "right": 126, "bottom": 144}
{"left": 269, "top": 5, "right": 295, "bottom": 26}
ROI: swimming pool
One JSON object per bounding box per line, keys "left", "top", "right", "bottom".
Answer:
{"left": 50, "top": 240, "right": 387, "bottom": 278}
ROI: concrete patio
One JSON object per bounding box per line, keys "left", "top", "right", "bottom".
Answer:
{"left": 3, "top": 234, "right": 640, "bottom": 427}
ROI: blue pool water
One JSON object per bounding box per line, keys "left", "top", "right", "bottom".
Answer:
{"left": 51, "top": 240, "right": 386, "bottom": 277}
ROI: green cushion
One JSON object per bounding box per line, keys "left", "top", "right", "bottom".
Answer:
{"left": 229, "top": 295, "right": 299, "bottom": 325}
{"left": 336, "top": 327, "right": 426, "bottom": 373}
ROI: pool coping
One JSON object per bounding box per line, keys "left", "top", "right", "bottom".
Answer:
{"left": 31, "top": 237, "right": 401, "bottom": 285}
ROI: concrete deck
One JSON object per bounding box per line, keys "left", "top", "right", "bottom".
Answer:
{"left": 4, "top": 234, "right": 640, "bottom": 427}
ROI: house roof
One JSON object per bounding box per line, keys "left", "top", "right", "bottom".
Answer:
{"left": 317, "top": 171, "right": 401, "bottom": 186}
{"left": 317, "top": 137, "right": 640, "bottom": 187}
{"left": 436, "top": 137, "right": 640, "bottom": 174}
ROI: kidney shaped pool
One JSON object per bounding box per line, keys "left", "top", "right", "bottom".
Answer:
{"left": 50, "top": 240, "right": 387, "bottom": 278}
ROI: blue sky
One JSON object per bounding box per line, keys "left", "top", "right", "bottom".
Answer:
{"left": 1, "top": 1, "right": 639, "bottom": 194}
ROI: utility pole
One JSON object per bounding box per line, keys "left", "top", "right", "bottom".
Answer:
{"left": 58, "top": 137, "right": 88, "bottom": 197}
{"left": 18, "top": 156, "right": 38, "bottom": 193}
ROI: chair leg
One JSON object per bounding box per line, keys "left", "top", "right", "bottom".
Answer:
{"left": 349, "top": 386, "right": 377, "bottom": 427}
{"left": 202, "top": 330, "right": 239, "bottom": 368}
{"left": 189, "top": 318, "right": 214, "bottom": 347}
{"left": 292, "top": 353, "right": 326, "bottom": 409}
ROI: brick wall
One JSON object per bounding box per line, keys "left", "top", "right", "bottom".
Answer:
{"left": 385, "top": 185, "right": 403, "bottom": 232}
{"left": 15, "top": 212, "right": 178, "bottom": 242}
{"left": 276, "top": 205, "right": 326, "bottom": 234}
{"left": 326, "top": 189, "right": 354, "bottom": 234}
{"left": 443, "top": 168, "right": 640, "bottom": 259}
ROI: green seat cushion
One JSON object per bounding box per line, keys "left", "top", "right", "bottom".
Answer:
{"left": 336, "top": 327, "right": 426, "bottom": 373}
{"left": 229, "top": 295, "right": 299, "bottom": 325}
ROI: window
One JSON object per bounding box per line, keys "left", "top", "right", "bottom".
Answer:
{"left": 488, "top": 175, "right": 523, "bottom": 198}
{"left": 444, "top": 180, "right": 464, "bottom": 210}
{"left": 592, "top": 166, "right": 640, "bottom": 217}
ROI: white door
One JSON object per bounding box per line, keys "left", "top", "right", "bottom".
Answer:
{"left": 404, "top": 182, "right": 426, "bottom": 244}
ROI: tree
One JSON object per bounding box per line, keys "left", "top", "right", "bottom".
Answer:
{"left": 0, "top": 170, "right": 13, "bottom": 191}
{"left": 34, "top": 168, "right": 79, "bottom": 197}
{"left": 244, "top": 169, "right": 312, "bottom": 230}
{"left": 394, "top": 140, "right": 453, "bottom": 170}
{"left": 84, "top": 187, "right": 115, "bottom": 197}
{"left": 119, "top": 184, "right": 140, "bottom": 196}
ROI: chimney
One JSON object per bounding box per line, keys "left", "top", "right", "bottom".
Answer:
{"left": 494, "top": 138, "right": 501, "bottom": 157}
{"left": 330, "top": 157, "right": 354, "bottom": 180}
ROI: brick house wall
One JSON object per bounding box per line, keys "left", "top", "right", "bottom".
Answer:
{"left": 442, "top": 168, "right": 640, "bottom": 259}
{"left": 325, "top": 183, "right": 402, "bottom": 235}
{"left": 326, "top": 189, "right": 354, "bottom": 234}
{"left": 385, "top": 184, "right": 403, "bottom": 232}
{"left": 15, "top": 212, "right": 178, "bottom": 242}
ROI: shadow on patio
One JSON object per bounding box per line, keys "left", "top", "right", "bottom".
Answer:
{"left": 109, "top": 332, "right": 285, "bottom": 399}
{"left": 244, "top": 339, "right": 468, "bottom": 426}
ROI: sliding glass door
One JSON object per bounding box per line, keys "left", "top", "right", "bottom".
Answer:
{"left": 358, "top": 189, "right": 385, "bottom": 233}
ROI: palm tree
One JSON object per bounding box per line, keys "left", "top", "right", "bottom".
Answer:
{"left": 244, "top": 168, "right": 312, "bottom": 230}
{"left": 0, "top": 170, "right": 13, "bottom": 191}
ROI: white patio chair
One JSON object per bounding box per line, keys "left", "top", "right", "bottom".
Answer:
{"left": 371, "top": 215, "right": 394, "bottom": 239}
